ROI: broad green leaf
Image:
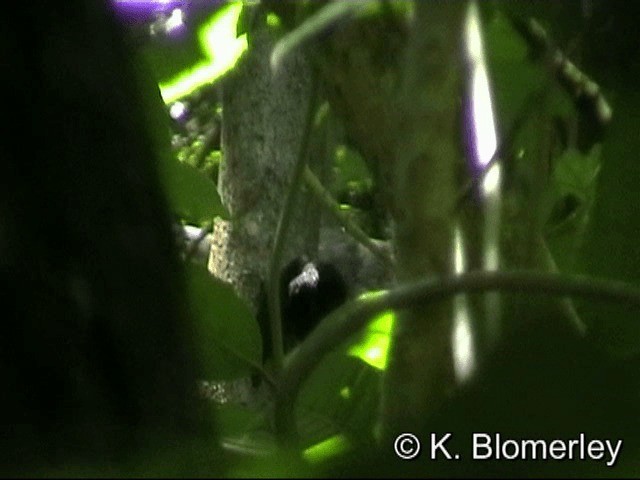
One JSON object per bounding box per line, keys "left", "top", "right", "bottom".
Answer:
{"left": 484, "top": 9, "right": 546, "bottom": 130}
{"left": 131, "top": 44, "right": 227, "bottom": 223}
{"left": 216, "top": 403, "right": 266, "bottom": 440}
{"left": 484, "top": 10, "right": 573, "bottom": 136}
{"left": 579, "top": 89, "right": 640, "bottom": 356}
{"left": 159, "top": 154, "right": 227, "bottom": 222}
{"left": 333, "top": 145, "right": 373, "bottom": 195}
{"left": 543, "top": 146, "right": 601, "bottom": 272}
{"left": 347, "top": 310, "right": 394, "bottom": 371}
{"left": 185, "top": 263, "right": 261, "bottom": 379}
{"left": 545, "top": 146, "right": 601, "bottom": 230}
{"left": 297, "top": 350, "right": 380, "bottom": 452}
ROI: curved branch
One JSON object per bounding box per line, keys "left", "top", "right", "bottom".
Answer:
{"left": 303, "top": 166, "right": 394, "bottom": 269}
{"left": 270, "top": 2, "right": 370, "bottom": 72}
{"left": 275, "top": 269, "right": 640, "bottom": 442}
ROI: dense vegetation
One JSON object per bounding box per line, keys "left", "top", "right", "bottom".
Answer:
{"left": 3, "top": 0, "right": 640, "bottom": 477}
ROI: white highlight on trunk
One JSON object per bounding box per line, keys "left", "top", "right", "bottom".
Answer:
{"left": 452, "top": 1, "right": 502, "bottom": 384}
{"left": 453, "top": 226, "right": 475, "bottom": 382}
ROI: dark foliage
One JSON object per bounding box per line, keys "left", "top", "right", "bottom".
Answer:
{"left": 0, "top": 0, "right": 220, "bottom": 475}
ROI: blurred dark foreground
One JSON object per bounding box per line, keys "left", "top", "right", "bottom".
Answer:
{"left": 0, "top": 1, "right": 222, "bottom": 476}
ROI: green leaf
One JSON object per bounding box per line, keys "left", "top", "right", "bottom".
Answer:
{"left": 543, "top": 146, "right": 601, "bottom": 271}
{"left": 485, "top": 10, "right": 574, "bottom": 134}
{"left": 545, "top": 146, "right": 601, "bottom": 227}
{"left": 485, "top": 9, "right": 546, "bottom": 130}
{"left": 579, "top": 89, "right": 640, "bottom": 356}
{"left": 216, "top": 403, "right": 263, "bottom": 437}
{"left": 159, "top": 154, "right": 228, "bottom": 222}
{"left": 297, "top": 349, "right": 380, "bottom": 451}
{"left": 333, "top": 145, "right": 372, "bottom": 193}
{"left": 347, "top": 310, "right": 394, "bottom": 371}
{"left": 131, "top": 48, "right": 227, "bottom": 223}
{"left": 185, "top": 263, "right": 261, "bottom": 379}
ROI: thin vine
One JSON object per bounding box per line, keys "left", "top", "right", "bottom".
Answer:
{"left": 267, "top": 72, "right": 320, "bottom": 376}
{"left": 302, "top": 165, "right": 394, "bottom": 269}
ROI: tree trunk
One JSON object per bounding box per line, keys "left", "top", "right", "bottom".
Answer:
{"left": 209, "top": 6, "right": 316, "bottom": 314}
{"left": 380, "top": 2, "right": 466, "bottom": 439}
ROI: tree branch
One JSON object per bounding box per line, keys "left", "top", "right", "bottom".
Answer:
{"left": 275, "top": 269, "right": 640, "bottom": 442}
{"left": 302, "top": 165, "right": 394, "bottom": 269}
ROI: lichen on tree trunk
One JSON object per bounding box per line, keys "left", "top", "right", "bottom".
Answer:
{"left": 208, "top": 8, "right": 317, "bottom": 315}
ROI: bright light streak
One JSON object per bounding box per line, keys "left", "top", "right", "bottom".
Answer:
{"left": 451, "top": 2, "right": 503, "bottom": 385}
{"left": 348, "top": 310, "right": 394, "bottom": 371}
{"left": 483, "top": 225, "right": 501, "bottom": 272}
{"left": 471, "top": 69, "right": 498, "bottom": 170}
{"left": 482, "top": 162, "right": 501, "bottom": 199}
{"left": 464, "top": 2, "right": 499, "bottom": 180}
{"left": 452, "top": 227, "right": 476, "bottom": 383}
{"left": 452, "top": 304, "right": 475, "bottom": 382}
{"left": 303, "top": 434, "right": 351, "bottom": 463}
{"left": 462, "top": 0, "right": 501, "bottom": 273}
{"left": 158, "top": 2, "right": 247, "bottom": 103}
{"left": 454, "top": 224, "right": 466, "bottom": 274}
